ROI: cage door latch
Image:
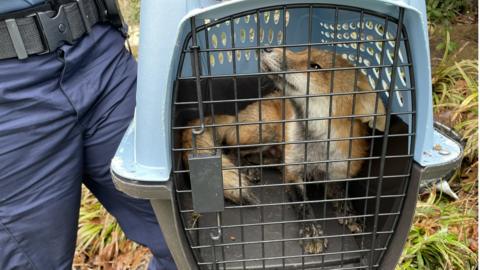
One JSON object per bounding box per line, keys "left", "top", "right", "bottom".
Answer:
{"left": 188, "top": 150, "right": 225, "bottom": 213}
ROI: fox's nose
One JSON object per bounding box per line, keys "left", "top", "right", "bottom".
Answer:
{"left": 263, "top": 47, "right": 273, "bottom": 53}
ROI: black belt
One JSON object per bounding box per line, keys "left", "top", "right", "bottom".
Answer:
{"left": 0, "top": 0, "right": 123, "bottom": 60}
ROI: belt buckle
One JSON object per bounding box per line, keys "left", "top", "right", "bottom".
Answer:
{"left": 33, "top": 3, "right": 75, "bottom": 54}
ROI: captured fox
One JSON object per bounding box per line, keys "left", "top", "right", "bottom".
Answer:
{"left": 182, "top": 48, "right": 386, "bottom": 254}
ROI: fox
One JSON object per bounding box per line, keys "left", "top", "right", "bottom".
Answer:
{"left": 182, "top": 47, "right": 386, "bottom": 254}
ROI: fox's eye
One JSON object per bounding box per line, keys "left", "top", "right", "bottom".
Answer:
{"left": 310, "top": 63, "right": 322, "bottom": 69}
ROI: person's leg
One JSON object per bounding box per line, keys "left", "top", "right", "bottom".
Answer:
{"left": 66, "top": 26, "right": 175, "bottom": 269}
{"left": 81, "top": 85, "right": 176, "bottom": 269}
{"left": 0, "top": 53, "right": 83, "bottom": 269}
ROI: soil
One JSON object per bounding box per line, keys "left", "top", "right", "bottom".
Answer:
{"left": 429, "top": 22, "right": 478, "bottom": 68}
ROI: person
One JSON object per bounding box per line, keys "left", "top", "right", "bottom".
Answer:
{"left": 0, "top": 0, "right": 176, "bottom": 269}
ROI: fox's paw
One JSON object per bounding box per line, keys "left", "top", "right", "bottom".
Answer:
{"left": 240, "top": 189, "right": 260, "bottom": 205}
{"left": 299, "top": 222, "right": 327, "bottom": 254}
{"left": 223, "top": 170, "right": 260, "bottom": 205}
{"left": 225, "top": 187, "right": 260, "bottom": 205}
{"left": 337, "top": 215, "right": 363, "bottom": 233}
{"left": 347, "top": 221, "right": 363, "bottom": 234}
{"left": 243, "top": 167, "right": 261, "bottom": 183}
{"left": 334, "top": 201, "right": 363, "bottom": 233}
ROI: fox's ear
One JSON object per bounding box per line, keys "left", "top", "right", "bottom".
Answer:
{"left": 355, "top": 76, "right": 386, "bottom": 132}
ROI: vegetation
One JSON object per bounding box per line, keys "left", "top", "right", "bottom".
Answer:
{"left": 73, "top": 187, "right": 150, "bottom": 269}
{"left": 427, "top": 0, "right": 476, "bottom": 25}
{"left": 117, "top": 0, "right": 140, "bottom": 26}
{"left": 397, "top": 52, "right": 478, "bottom": 270}
{"left": 433, "top": 59, "right": 478, "bottom": 161}
{"left": 397, "top": 185, "right": 478, "bottom": 269}
{"left": 397, "top": 3, "right": 478, "bottom": 269}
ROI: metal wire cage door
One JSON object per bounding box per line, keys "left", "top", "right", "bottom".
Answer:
{"left": 171, "top": 4, "right": 415, "bottom": 270}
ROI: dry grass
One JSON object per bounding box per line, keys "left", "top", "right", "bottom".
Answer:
{"left": 433, "top": 58, "right": 478, "bottom": 161}
{"left": 73, "top": 187, "right": 151, "bottom": 270}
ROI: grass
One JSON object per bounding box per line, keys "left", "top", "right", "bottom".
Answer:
{"left": 397, "top": 187, "right": 478, "bottom": 270}
{"left": 73, "top": 187, "right": 151, "bottom": 269}
{"left": 432, "top": 58, "right": 478, "bottom": 161}
{"left": 397, "top": 27, "right": 478, "bottom": 269}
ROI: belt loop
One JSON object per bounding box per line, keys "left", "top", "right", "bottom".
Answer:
{"left": 93, "top": 0, "right": 108, "bottom": 22}
{"left": 76, "top": 0, "right": 92, "bottom": 33}
{"left": 5, "top": 19, "right": 28, "bottom": 60}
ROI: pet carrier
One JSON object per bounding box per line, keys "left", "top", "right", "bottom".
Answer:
{"left": 111, "top": 0, "right": 463, "bottom": 269}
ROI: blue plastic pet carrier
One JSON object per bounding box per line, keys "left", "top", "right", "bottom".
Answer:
{"left": 111, "top": 0, "right": 463, "bottom": 269}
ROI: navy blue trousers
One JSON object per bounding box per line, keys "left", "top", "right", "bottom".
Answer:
{"left": 0, "top": 25, "right": 176, "bottom": 270}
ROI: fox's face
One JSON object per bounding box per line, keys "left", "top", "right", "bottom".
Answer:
{"left": 261, "top": 48, "right": 364, "bottom": 95}
{"left": 261, "top": 48, "right": 386, "bottom": 131}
